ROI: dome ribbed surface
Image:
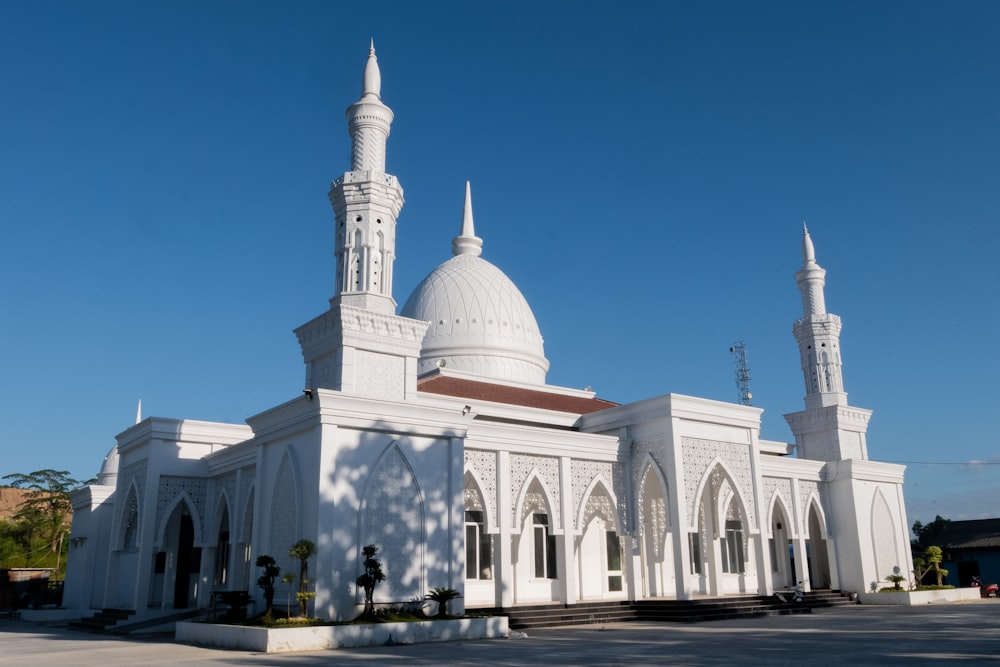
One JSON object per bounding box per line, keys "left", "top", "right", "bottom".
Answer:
{"left": 400, "top": 253, "right": 548, "bottom": 384}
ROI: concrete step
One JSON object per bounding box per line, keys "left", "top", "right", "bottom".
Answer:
{"left": 492, "top": 590, "right": 857, "bottom": 629}
{"left": 68, "top": 608, "right": 136, "bottom": 633}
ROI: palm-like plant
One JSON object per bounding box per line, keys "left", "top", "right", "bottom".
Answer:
{"left": 289, "top": 539, "right": 317, "bottom": 617}
{"left": 425, "top": 587, "right": 461, "bottom": 618}
{"left": 355, "top": 544, "right": 384, "bottom": 620}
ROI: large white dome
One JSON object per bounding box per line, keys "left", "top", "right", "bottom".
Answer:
{"left": 400, "top": 184, "right": 549, "bottom": 384}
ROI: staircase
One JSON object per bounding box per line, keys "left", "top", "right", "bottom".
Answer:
{"left": 69, "top": 608, "right": 136, "bottom": 632}
{"left": 635, "top": 594, "right": 805, "bottom": 623}
{"left": 69, "top": 608, "right": 201, "bottom": 635}
{"left": 481, "top": 600, "right": 637, "bottom": 630}
{"left": 480, "top": 590, "right": 854, "bottom": 630}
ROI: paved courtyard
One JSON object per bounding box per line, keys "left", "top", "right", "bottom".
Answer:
{"left": 2, "top": 601, "right": 999, "bottom": 666}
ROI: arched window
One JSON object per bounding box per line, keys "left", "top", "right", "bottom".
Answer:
{"left": 464, "top": 473, "right": 493, "bottom": 580}
{"left": 720, "top": 499, "right": 746, "bottom": 574}
{"left": 214, "top": 503, "right": 231, "bottom": 587}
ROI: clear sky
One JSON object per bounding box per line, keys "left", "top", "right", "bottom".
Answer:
{"left": 2, "top": 1, "right": 997, "bottom": 526}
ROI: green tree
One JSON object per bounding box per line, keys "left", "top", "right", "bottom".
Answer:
{"left": 913, "top": 545, "right": 949, "bottom": 587}
{"left": 255, "top": 555, "right": 280, "bottom": 620}
{"left": 288, "top": 539, "right": 317, "bottom": 617}
{"left": 355, "top": 544, "right": 384, "bottom": 621}
{"left": 912, "top": 515, "right": 950, "bottom": 550}
{"left": 3, "top": 470, "right": 91, "bottom": 556}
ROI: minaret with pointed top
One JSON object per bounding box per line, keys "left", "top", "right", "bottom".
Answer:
{"left": 295, "top": 45, "right": 428, "bottom": 400}
{"left": 785, "top": 226, "right": 871, "bottom": 461}
{"left": 793, "top": 225, "right": 845, "bottom": 408}
{"left": 329, "top": 41, "right": 404, "bottom": 315}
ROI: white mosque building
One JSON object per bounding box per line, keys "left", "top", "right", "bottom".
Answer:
{"left": 64, "top": 46, "right": 913, "bottom": 620}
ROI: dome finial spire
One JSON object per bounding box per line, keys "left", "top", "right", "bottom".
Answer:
{"left": 452, "top": 181, "right": 483, "bottom": 257}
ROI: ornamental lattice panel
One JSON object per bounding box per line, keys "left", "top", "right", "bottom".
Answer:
{"left": 681, "top": 437, "right": 756, "bottom": 530}
{"left": 509, "top": 453, "right": 560, "bottom": 528}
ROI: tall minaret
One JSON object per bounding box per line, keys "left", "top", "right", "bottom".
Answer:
{"left": 329, "top": 41, "right": 404, "bottom": 315}
{"left": 785, "top": 226, "right": 871, "bottom": 461}
{"left": 793, "top": 224, "right": 845, "bottom": 410}
{"left": 295, "top": 45, "right": 428, "bottom": 400}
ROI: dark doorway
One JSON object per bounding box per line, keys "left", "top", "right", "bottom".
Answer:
{"left": 173, "top": 514, "right": 196, "bottom": 609}
{"left": 957, "top": 561, "right": 980, "bottom": 587}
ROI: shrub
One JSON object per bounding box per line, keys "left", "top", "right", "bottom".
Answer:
{"left": 255, "top": 555, "right": 280, "bottom": 620}
{"left": 355, "top": 544, "right": 384, "bottom": 621}
{"left": 425, "top": 587, "right": 461, "bottom": 618}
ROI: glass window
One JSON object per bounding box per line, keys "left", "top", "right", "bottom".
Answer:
{"left": 533, "top": 514, "right": 557, "bottom": 579}
{"left": 465, "top": 511, "right": 493, "bottom": 580}
{"left": 688, "top": 533, "right": 702, "bottom": 574}
{"left": 606, "top": 530, "right": 623, "bottom": 592}
{"left": 722, "top": 519, "right": 746, "bottom": 574}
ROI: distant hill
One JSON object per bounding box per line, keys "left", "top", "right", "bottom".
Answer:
{"left": 0, "top": 487, "right": 33, "bottom": 522}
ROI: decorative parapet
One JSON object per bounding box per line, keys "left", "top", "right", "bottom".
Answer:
{"left": 329, "top": 171, "right": 404, "bottom": 219}
{"left": 296, "top": 306, "right": 429, "bottom": 361}
{"left": 785, "top": 404, "right": 872, "bottom": 434}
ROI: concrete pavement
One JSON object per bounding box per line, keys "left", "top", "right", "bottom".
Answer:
{"left": 2, "top": 600, "right": 999, "bottom": 666}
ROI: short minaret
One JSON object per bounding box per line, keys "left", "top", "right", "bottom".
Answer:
{"left": 785, "top": 226, "right": 871, "bottom": 461}
{"left": 329, "top": 41, "right": 404, "bottom": 315}
{"left": 295, "top": 45, "right": 428, "bottom": 400}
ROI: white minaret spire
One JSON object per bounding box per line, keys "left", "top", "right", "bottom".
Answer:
{"left": 452, "top": 181, "right": 483, "bottom": 257}
{"left": 361, "top": 39, "right": 381, "bottom": 101}
{"left": 792, "top": 225, "right": 845, "bottom": 407}
{"left": 296, "top": 44, "right": 428, "bottom": 400}
{"left": 796, "top": 224, "right": 827, "bottom": 316}
{"left": 327, "top": 42, "right": 404, "bottom": 315}
{"left": 347, "top": 40, "right": 392, "bottom": 172}
{"left": 785, "top": 225, "right": 871, "bottom": 462}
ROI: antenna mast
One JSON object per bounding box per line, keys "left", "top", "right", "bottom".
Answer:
{"left": 729, "top": 341, "right": 752, "bottom": 406}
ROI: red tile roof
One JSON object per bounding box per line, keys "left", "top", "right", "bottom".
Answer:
{"left": 417, "top": 374, "right": 619, "bottom": 415}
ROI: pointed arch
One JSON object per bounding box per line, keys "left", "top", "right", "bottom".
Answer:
{"left": 717, "top": 482, "right": 737, "bottom": 531}
{"left": 637, "top": 455, "right": 670, "bottom": 530}
{"left": 156, "top": 492, "right": 203, "bottom": 548}
{"left": 803, "top": 494, "right": 829, "bottom": 539}
{"left": 513, "top": 469, "right": 560, "bottom": 534}
{"left": 463, "top": 464, "right": 495, "bottom": 533}
{"left": 766, "top": 490, "right": 795, "bottom": 586}
{"left": 690, "top": 457, "right": 753, "bottom": 534}
{"left": 239, "top": 485, "right": 255, "bottom": 543}
{"left": 871, "top": 488, "right": 899, "bottom": 583}
{"left": 766, "top": 489, "right": 795, "bottom": 539}
{"left": 269, "top": 448, "right": 299, "bottom": 560}
{"left": 116, "top": 481, "right": 141, "bottom": 552}
{"left": 576, "top": 475, "right": 622, "bottom": 535}
{"left": 358, "top": 441, "right": 426, "bottom": 602}
{"left": 212, "top": 489, "right": 233, "bottom": 541}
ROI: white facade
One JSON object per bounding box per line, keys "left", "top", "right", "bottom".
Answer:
{"left": 64, "top": 47, "right": 912, "bottom": 620}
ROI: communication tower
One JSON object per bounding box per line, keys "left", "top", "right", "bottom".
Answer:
{"left": 729, "top": 341, "right": 752, "bottom": 406}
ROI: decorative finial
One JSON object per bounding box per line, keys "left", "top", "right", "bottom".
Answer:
{"left": 361, "top": 40, "right": 381, "bottom": 100}
{"left": 452, "top": 181, "right": 483, "bottom": 257}
{"left": 802, "top": 222, "right": 816, "bottom": 264}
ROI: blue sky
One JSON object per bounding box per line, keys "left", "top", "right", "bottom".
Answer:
{"left": 2, "top": 1, "right": 997, "bottom": 525}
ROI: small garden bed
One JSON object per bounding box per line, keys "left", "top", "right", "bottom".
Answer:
{"left": 175, "top": 615, "right": 508, "bottom": 653}
{"left": 858, "top": 587, "right": 980, "bottom": 606}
